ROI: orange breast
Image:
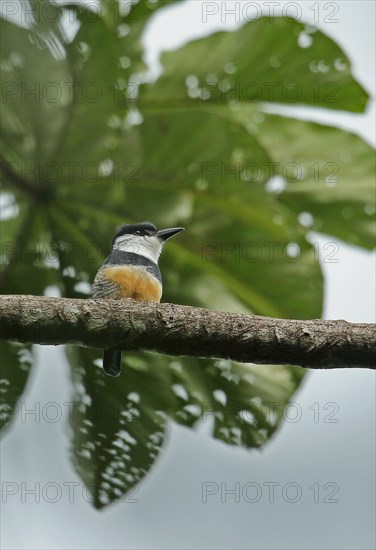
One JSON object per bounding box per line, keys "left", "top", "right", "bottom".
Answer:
{"left": 103, "top": 266, "right": 162, "bottom": 302}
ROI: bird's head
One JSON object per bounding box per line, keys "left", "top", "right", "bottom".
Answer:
{"left": 111, "top": 221, "right": 185, "bottom": 262}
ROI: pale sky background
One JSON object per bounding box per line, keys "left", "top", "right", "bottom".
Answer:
{"left": 1, "top": 2, "right": 375, "bottom": 549}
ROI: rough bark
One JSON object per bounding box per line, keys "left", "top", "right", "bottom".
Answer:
{"left": 0, "top": 295, "right": 375, "bottom": 369}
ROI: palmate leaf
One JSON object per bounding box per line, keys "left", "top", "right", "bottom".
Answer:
{"left": 59, "top": 107, "right": 324, "bottom": 317}
{"left": 124, "top": 109, "right": 323, "bottom": 318}
{"left": 66, "top": 347, "right": 169, "bottom": 508}
{"left": 54, "top": 7, "right": 126, "bottom": 174}
{"left": 142, "top": 16, "right": 368, "bottom": 111}
{"left": 1, "top": 4, "right": 373, "bottom": 510}
{"left": 0, "top": 18, "right": 70, "bottom": 167}
{"left": 139, "top": 15, "right": 374, "bottom": 251}
{"left": 0, "top": 191, "right": 61, "bottom": 296}
{"left": 66, "top": 346, "right": 304, "bottom": 509}
{"left": 253, "top": 113, "right": 376, "bottom": 249}
{"left": 163, "top": 358, "right": 305, "bottom": 449}
{"left": 0, "top": 6, "right": 133, "bottom": 181}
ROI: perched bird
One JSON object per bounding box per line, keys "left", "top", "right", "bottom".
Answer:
{"left": 92, "top": 221, "right": 184, "bottom": 377}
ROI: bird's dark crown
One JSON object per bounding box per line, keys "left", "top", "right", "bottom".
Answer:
{"left": 112, "top": 221, "right": 157, "bottom": 246}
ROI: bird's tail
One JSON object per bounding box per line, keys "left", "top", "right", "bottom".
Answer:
{"left": 103, "top": 349, "right": 122, "bottom": 377}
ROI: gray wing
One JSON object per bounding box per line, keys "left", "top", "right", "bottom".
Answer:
{"left": 92, "top": 268, "right": 122, "bottom": 299}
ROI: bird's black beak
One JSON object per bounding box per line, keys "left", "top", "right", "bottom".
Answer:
{"left": 156, "top": 227, "right": 185, "bottom": 241}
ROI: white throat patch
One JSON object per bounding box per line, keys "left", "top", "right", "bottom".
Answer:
{"left": 113, "top": 234, "right": 163, "bottom": 264}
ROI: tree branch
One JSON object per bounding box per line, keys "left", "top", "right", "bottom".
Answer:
{"left": 0, "top": 295, "right": 375, "bottom": 370}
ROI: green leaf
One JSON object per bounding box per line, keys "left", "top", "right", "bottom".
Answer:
{"left": 50, "top": 106, "right": 319, "bottom": 316}
{"left": 1, "top": 1, "right": 372, "bottom": 512}
{"left": 66, "top": 346, "right": 305, "bottom": 508}
{"left": 55, "top": 108, "right": 324, "bottom": 317}
{"left": 124, "top": 110, "right": 324, "bottom": 318}
{"left": 0, "top": 201, "right": 62, "bottom": 295}
{"left": 54, "top": 10, "right": 125, "bottom": 174}
{"left": 142, "top": 17, "right": 368, "bottom": 112}
{"left": 0, "top": 191, "right": 29, "bottom": 273}
{"left": 66, "top": 347, "right": 170, "bottom": 509}
{"left": 161, "top": 357, "right": 306, "bottom": 449}
{"left": 0, "top": 18, "right": 71, "bottom": 167}
{"left": 254, "top": 113, "right": 376, "bottom": 249}
{"left": 0, "top": 8, "right": 134, "bottom": 185}
{"left": 0, "top": 342, "right": 33, "bottom": 432}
